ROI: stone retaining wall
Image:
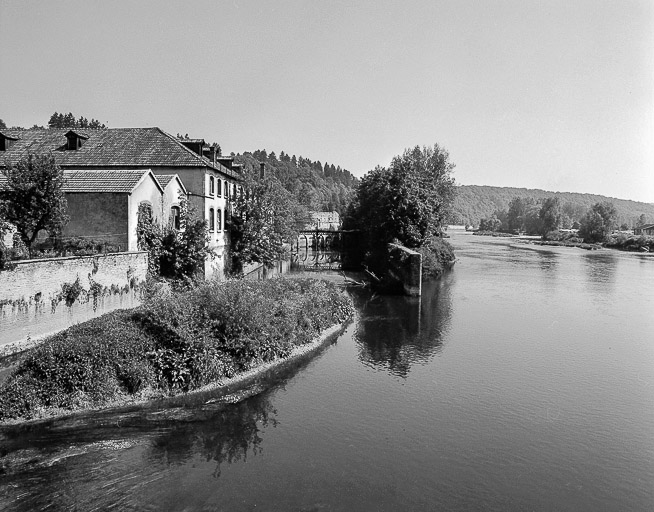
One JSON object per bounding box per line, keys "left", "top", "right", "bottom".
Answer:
{"left": 0, "top": 252, "right": 147, "bottom": 352}
{"left": 387, "top": 243, "right": 422, "bottom": 296}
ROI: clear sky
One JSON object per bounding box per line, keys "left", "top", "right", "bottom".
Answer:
{"left": 1, "top": 0, "right": 652, "bottom": 202}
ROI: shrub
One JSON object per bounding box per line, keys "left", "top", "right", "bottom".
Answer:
{"left": 417, "top": 237, "right": 456, "bottom": 278}
{"left": 0, "top": 278, "right": 355, "bottom": 421}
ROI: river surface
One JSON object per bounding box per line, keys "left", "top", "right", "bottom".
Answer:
{"left": 1, "top": 230, "right": 653, "bottom": 511}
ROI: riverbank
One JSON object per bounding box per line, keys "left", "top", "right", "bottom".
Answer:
{"left": 0, "top": 278, "right": 354, "bottom": 424}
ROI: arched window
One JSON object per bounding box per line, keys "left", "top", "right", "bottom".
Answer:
{"left": 209, "top": 208, "right": 215, "bottom": 231}
{"left": 170, "top": 205, "right": 181, "bottom": 230}
{"left": 225, "top": 181, "right": 230, "bottom": 199}
{"left": 217, "top": 209, "right": 222, "bottom": 231}
{"left": 209, "top": 176, "right": 215, "bottom": 196}
{"left": 239, "top": 186, "right": 244, "bottom": 197}
{"left": 217, "top": 178, "right": 222, "bottom": 197}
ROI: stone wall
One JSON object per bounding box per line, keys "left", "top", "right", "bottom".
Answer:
{"left": 387, "top": 243, "right": 422, "bottom": 296}
{"left": 0, "top": 252, "right": 147, "bottom": 352}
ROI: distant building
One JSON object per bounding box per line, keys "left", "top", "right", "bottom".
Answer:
{"left": 306, "top": 211, "right": 341, "bottom": 230}
{"left": 634, "top": 223, "right": 654, "bottom": 236}
{"left": 0, "top": 128, "right": 242, "bottom": 278}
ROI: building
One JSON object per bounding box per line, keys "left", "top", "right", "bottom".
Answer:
{"left": 306, "top": 211, "right": 341, "bottom": 230}
{"left": 63, "top": 169, "right": 164, "bottom": 251}
{"left": 0, "top": 128, "right": 241, "bottom": 278}
{"left": 634, "top": 223, "right": 654, "bottom": 236}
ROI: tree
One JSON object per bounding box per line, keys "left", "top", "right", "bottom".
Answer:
{"left": 343, "top": 144, "right": 455, "bottom": 264}
{"left": 539, "top": 197, "right": 562, "bottom": 236}
{"left": 479, "top": 215, "right": 501, "bottom": 232}
{"left": 579, "top": 201, "right": 618, "bottom": 243}
{"left": 0, "top": 119, "right": 7, "bottom": 129}
{"left": 136, "top": 200, "right": 212, "bottom": 281}
{"left": 636, "top": 214, "right": 647, "bottom": 228}
{"left": 507, "top": 197, "right": 526, "bottom": 232}
{"left": 229, "top": 170, "right": 308, "bottom": 274}
{"left": 0, "top": 153, "right": 69, "bottom": 256}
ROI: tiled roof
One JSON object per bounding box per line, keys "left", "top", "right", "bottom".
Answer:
{"left": 0, "top": 128, "right": 240, "bottom": 179}
{"left": 63, "top": 170, "right": 159, "bottom": 193}
{"left": 154, "top": 174, "right": 176, "bottom": 188}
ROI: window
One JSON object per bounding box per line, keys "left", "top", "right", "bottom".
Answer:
{"left": 209, "top": 176, "right": 215, "bottom": 196}
{"left": 170, "top": 206, "right": 181, "bottom": 230}
{"left": 209, "top": 208, "right": 215, "bottom": 231}
{"left": 217, "top": 209, "right": 222, "bottom": 231}
{"left": 216, "top": 178, "right": 222, "bottom": 197}
{"left": 233, "top": 183, "right": 237, "bottom": 197}
{"left": 225, "top": 181, "right": 230, "bottom": 199}
{"left": 239, "top": 186, "right": 244, "bottom": 197}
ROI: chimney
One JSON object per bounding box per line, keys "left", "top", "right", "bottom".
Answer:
{"left": 260, "top": 162, "right": 265, "bottom": 180}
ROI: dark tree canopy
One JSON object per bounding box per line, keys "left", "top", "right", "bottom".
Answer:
{"left": 47, "top": 111, "right": 106, "bottom": 129}
{"left": 343, "top": 144, "right": 456, "bottom": 257}
{"left": 0, "top": 153, "right": 69, "bottom": 255}
{"left": 579, "top": 201, "right": 618, "bottom": 243}
{"left": 539, "top": 197, "right": 562, "bottom": 235}
{"left": 229, "top": 168, "right": 309, "bottom": 273}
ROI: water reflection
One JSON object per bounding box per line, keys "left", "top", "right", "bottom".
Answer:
{"left": 146, "top": 392, "right": 277, "bottom": 478}
{"left": 0, "top": 358, "right": 309, "bottom": 511}
{"left": 353, "top": 273, "right": 454, "bottom": 377}
{"left": 582, "top": 252, "right": 617, "bottom": 285}
{"left": 291, "top": 249, "right": 342, "bottom": 271}
{"left": 536, "top": 250, "right": 558, "bottom": 274}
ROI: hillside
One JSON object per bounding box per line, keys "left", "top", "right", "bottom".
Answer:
{"left": 451, "top": 185, "right": 654, "bottom": 228}
{"left": 234, "top": 150, "right": 357, "bottom": 215}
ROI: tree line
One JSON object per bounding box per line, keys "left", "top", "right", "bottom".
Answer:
{"left": 235, "top": 149, "right": 358, "bottom": 215}
{"left": 0, "top": 112, "right": 107, "bottom": 130}
{"left": 452, "top": 185, "right": 654, "bottom": 229}
{"left": 476, "top": 195, "right": 650, "bottom": 243}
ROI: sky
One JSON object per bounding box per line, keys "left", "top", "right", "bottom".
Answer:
{"left": 0, "top": 0, "right": 652, "bottom": 202}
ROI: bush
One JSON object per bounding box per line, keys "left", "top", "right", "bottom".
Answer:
{"left": 605, "top": 234, "right": 654, "bottom": 252}
{"left": 0, "top": 278, "right": 354, "bottom": 421}
{"left": 417, "top": 238, "right": 456, "bottom": 278}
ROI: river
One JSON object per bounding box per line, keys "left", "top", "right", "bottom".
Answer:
{"left": 1, "top": 229, "right": 653, "bottom": 511}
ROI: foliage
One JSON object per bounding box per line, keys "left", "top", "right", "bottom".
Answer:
{"left": 604, "top": 234, "right": 654, "bottom": 252}
{"left": 578, "top": 201, "right": 618, "bottom": 243}
{"left": 0, "top": 279, "right": 354, "bottom": 421}
{"left": 343, "top": 144, "right": 456, "bottom": 272}
{"left": 137, "top": 200, "right": 212, "bottom": 281}
{"left": 0, "top": 153, "right": 69, "bottom": 256}
{"left": 479, "top": 215, "right": 502, "bottom": 232}
{"left": 539, "top": 197, "right": 562, "bottom": 236}
{"left": 47, "top": 111, "right": 106, "bottom": 129}
{"left": 0, "top": 310, "right": 157, "bottom": 419}
{"left": 236, "top": 150, "right": 357, "bottom": 215}
{"left": 416, "top": 238, "right": 456, "bottom": 277}
{"left": 451, "top": 185, "right": 654, "bottom": 229}
{"left": 229, "top": 171, "right": 307, "bottom": 273}
{"left": 507, "top": 197, "right": 527, "bottom": 232}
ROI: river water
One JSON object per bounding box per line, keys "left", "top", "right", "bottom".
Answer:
{"left": 1, "top": 230, "right": 653, "bottom": 511}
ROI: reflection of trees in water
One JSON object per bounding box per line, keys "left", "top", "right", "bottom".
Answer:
{"left": 582, "top": 252, "right": 617, "bottom": 285}
{"left": 147, "top": 393, "right": 277, "bottom": 477}
{"left": 0, "top": 393, "right": 279, "bottom": 510}
{"left": 352, "top": 274, "right": 454, "bottom": 378}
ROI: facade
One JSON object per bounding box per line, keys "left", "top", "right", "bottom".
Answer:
{"left": 634, "top": 223, "right": 654, "bottom": 236}
{"left": 0, "top": 128, "right": 242, "bottom": 278}
{"left": 306, "top": 211, "right": 341, "bottom": 230}
{"left": 63, "top": 169, "right": 164, "bottom": 251}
